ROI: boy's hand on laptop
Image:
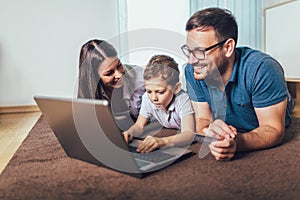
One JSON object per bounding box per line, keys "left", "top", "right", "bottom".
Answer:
{"left": 123, "top": 131, "right": 133, "bottom": 144}
{"left": 137, "top": 135, "right": 167, "bottom": 153}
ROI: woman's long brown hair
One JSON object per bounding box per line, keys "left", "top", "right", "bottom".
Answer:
{"left": 77, "top": 39, "right": 117, "bottom": 99}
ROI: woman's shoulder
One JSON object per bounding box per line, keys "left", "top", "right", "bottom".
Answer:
{"left": 123, "top": 64, "right": 144, "bottom": 80}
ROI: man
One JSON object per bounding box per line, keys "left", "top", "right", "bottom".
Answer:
{"left": 181, "top": 7, "right": 294, "bottom": 161}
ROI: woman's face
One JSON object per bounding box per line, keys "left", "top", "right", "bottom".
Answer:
{"left": 98, "top": 56, "right": 125, "bottom": 89}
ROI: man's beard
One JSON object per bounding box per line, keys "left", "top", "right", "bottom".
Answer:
{"left": 193, "top": 63, "right": 209, "bottom": 80}
{"left": 218, "top": 55, "right": 229, "bottom": 76}
{"left": 193, "top": 55, "right": 229, "bottom": 80}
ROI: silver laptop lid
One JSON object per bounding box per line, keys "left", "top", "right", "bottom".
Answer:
{"left": 34, "top": 96, "right": 141, "bottom": 174}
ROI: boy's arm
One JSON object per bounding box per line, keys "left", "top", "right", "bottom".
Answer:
{"left": 137, "top": 114, "right": 195, "bottom": 153}
{"left": 165, "top": 113, "right": 194, "bottom": 146}
{"left": 123, "top": 115, "right": 148, "bottom": 143}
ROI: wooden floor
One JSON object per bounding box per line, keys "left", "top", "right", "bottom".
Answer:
{"left": 293, "top": 102, "right": 300, "bottom": 117}
{"left": 0, "top": 112, "right": 41, "bottom": 174}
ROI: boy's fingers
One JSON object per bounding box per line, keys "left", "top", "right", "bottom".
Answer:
{"left": 123, "top": 133, "right": 129, "bottom": 143}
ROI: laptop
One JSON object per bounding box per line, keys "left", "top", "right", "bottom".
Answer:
{"left": 34, "top": 95, "right": 194, "bottom": 178}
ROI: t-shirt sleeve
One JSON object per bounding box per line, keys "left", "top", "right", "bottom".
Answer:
{"left": 251, "top": 58, "right": 288, "bottom": 108}
{"left": 138, "top": 93, "right": 153, "bottom": 118}
{"left": 184, "top": 63, "right": 207, "bottom": 102}
{"left": 177, "top": 92, "right": 194, "bottom": 117}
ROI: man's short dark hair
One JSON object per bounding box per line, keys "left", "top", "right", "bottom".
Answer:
{"left": 186, "top": 7, "right": 238, "bottom": 45}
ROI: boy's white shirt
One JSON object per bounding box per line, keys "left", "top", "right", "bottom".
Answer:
{"left": 139, "top": 90, "right": 194, "bottom": 129}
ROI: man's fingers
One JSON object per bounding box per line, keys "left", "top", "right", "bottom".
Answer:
{"left": 208, "top": 138, "right": 236, "bottom": 161}
{"left": 208, "top": 120, "right": 236, "bottom": 138}
{"left": 215, "top": 119, "right": 235, "bottom": 136}
{"left": 210, "top": 138, "right": 234, "bottom": 148}
{"left": 203, "top": 127, "right": 223, "bottom": 139}
{"left": 210, "top": 150, "right": 232, "bottom": 161}
{"left": 228, "top": 125, "right": 237, "bottom": 137}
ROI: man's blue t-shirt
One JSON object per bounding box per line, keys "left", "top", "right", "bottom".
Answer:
{"left": 185, "top": 47, "right": 292, "bottom": 133}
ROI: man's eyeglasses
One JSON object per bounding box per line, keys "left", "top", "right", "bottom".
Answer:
{"left": 181, "top": 39, "right": 228, "bottom": 60}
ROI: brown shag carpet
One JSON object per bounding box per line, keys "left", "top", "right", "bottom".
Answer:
{"left": 0, "top": 116, "right": 299, "bottom": 200}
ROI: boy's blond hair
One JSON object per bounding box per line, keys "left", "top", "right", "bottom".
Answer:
{"left": 144, "top": 55, "right": 180, "bottom": 86}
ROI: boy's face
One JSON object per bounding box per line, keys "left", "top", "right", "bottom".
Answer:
{"left": 145, "top": 77, "right": 176, "bottom": 111}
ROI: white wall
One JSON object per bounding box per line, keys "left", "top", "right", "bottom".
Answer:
{"left": 125, "top": 0, "right": 190, "bottom": 89}
{"left": 264, "top": 0, "right": 300, "bottom": 78}
{"left": 3, "top": 0, "right": 288, "bottom": 106}
{"left": 264, "top": 0, "right": 292, "bottom": 7}
{"left": 0, "top": 0, "right": 118, "bottom": 106}
{"left": 126, "top": 0, "right": 189, "bottom": 64}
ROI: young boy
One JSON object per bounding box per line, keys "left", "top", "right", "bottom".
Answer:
{"left": 123, "top": 55, "right": 195, "bottom": 153}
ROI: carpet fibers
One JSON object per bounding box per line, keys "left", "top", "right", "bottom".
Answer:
{"left": 0, "top": 116, "right": 299, "bottom": 200}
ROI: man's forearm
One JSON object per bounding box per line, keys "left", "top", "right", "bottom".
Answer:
{"left": 235, "top": 125, "right": 284, "bottom": 152}
{"left": 196, "top": 118, "right": 211, "bottom": 135}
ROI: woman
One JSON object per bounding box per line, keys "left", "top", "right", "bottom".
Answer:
{"left": 77, "top": 39, "right": 145, "bottom": 130}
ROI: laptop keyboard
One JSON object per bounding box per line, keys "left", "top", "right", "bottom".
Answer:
{"left": 128, "top": 146, "right": 176, "bottom": 163}
{"left": 134, "top": 159, "right": 149, "bottom": 168}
